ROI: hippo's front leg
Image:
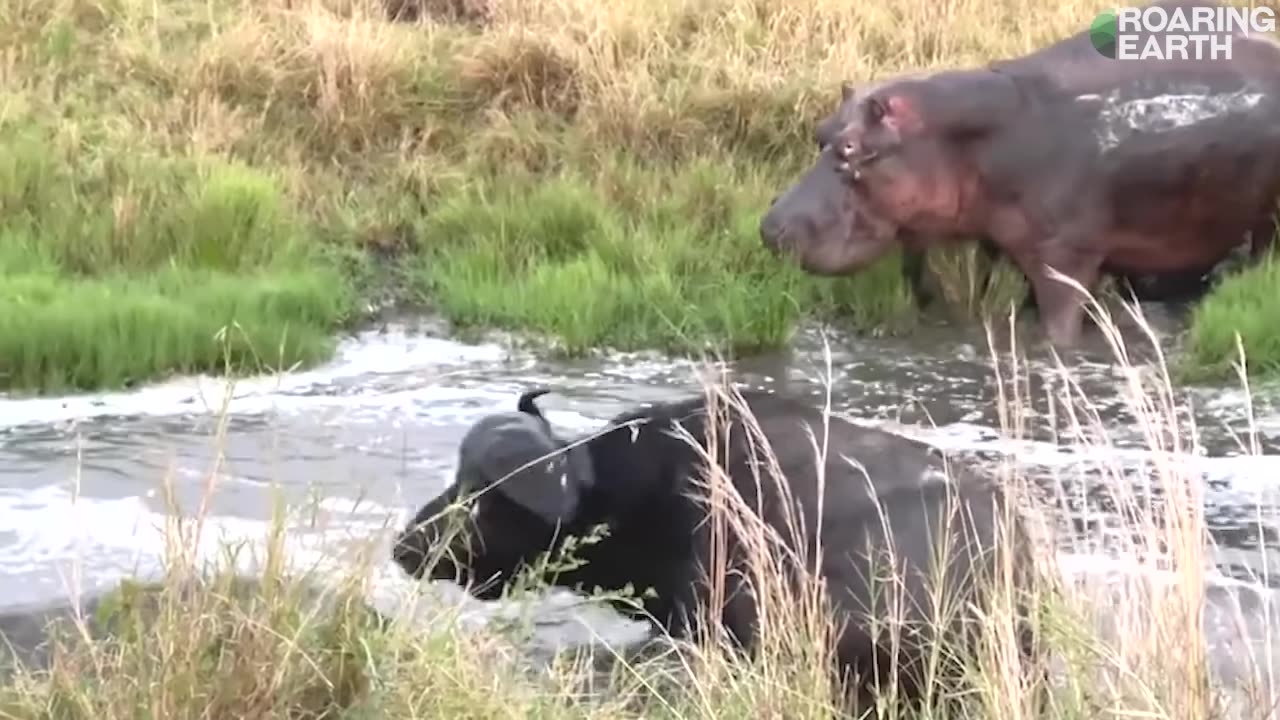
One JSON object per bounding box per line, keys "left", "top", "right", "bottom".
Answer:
{"left": 1011, "top": 243, "right": 1103, "bottom": 349}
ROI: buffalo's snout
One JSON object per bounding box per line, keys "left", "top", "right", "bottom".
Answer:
{"left": 392, "top": 499, "right": 465, "bottom": 581}
{"left": 392, "top": 531, "right": 430, "bottom": 579}
{"left": 394, "top": 524, "right": 463, "bottom": 581}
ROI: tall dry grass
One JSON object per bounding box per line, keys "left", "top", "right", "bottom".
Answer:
{"left": 146, "top": 0, "right": 1099, "bottom": 163}
{"left": 654, "top": 373, "right": 1046, "bottom": 718}
{"left": 0, "top": 281, "right": 1276, "bottom": 718}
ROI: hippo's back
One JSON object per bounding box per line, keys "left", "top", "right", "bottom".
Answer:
{"left": 989, "top": 0, "right": 1280, "bottom": 99}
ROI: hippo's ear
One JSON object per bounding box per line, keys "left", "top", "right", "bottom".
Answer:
{"left": 841, "top": 81, "right": 856, "bottom": 103}
{"left": 457, "top": 412, "right": 593, "bottom": 526}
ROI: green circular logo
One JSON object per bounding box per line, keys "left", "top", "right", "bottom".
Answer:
{"left": 1090, "top": 10, "right": 1118, "bottom": 59}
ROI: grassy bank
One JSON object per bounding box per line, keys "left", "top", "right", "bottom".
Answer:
{"left": 3, "top": 0, "right": 1274, "bottom": 394}
{"left": 1178, "top": 247, "right": 1280, "bottom": 385}
{"left": 0, "top": 117, "right": 359, "bottom": 392}
{"left": 0, "top": 303, "right": 1274, "bottom": 718}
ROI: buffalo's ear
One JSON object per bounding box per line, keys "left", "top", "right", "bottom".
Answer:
{"left": 457, "top": 412, "right": 593, "bottom": 526}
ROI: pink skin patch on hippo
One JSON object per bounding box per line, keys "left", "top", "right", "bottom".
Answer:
{"left": 882, "top": 95, "right": 923, "bottom": 135}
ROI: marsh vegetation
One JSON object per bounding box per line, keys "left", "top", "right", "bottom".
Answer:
{"left": 4, "top": 0, "right": 1275, "bottom": 394}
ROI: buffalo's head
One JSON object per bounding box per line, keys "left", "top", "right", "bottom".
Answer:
{"left": 391, "top": 389, "right": 596, "bottom": 600}
{"left": 761, "top": 72, "right": 1000, "bottom": 275}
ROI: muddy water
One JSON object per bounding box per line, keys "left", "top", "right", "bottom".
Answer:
{"left": 2, "top": 312, "right": 1280, "bottom": 689}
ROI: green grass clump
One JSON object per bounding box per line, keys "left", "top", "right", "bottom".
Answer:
{"left": 1178, "top": 249, "right": 1280, "bottom": 384}
{"left": 0, "top": 268, "right": 353, "bottom": 393}
{"left": 0, "top": 125, "right": 304, "bottom": 274}
{"left": 922, "top": 244, "right": 1028, "bottom": 323}
{"left": 413, "top": 160, "right": 916, "bottom": 355}
{"left": 0, "top": 118, "right": 356, "bottom": 394}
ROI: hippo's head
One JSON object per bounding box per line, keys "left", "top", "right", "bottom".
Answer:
{"left": 391, "top": 389, "right": 596, "bottom": 600}
{"left": 760, "top": 76, "right": 978, "bottom": 274}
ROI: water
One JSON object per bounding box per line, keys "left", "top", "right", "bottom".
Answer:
{"left": 2, "top": 312, "right": 1280, "bottom": 693}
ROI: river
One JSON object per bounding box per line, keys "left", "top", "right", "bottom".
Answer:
{"left": 2, "top": 311, "right": 1279, "bottom": 695}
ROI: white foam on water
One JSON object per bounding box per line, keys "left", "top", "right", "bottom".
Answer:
{"left": 0, "top": 327, "right": 516, "bottom": 431}
{"left": 856, "top": 416, "right": 1280, "bottom": 496}
{"left": 4, "top": 480, "right": 1278, "bottom": 682}
{"left": 3, "top": 317, "right": 1280, "bottom": 680}
{"left": 0, "top": 485, "right": 655, "bottom": 653}
{"left": 0, "top": 324, "right": 692, "bottom": 434}
{"left": 0, "top": 484, "right": 403, "bottom": 609}
{"left": 1055, "top": 550, "right": 1274, "bottom": 593}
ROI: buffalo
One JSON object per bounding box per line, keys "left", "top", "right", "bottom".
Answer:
{"left": 393, "top": 387, "right": 1044, "bottom": 710}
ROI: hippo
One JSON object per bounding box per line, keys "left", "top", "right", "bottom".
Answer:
{"left": 759, "top": 0, "right": 1280, "bottom": 347}
{"left": 393, "top": 388, "right": 1044, "bottom": 711}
